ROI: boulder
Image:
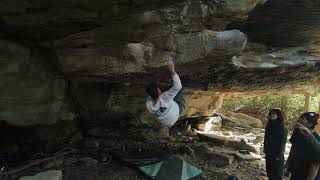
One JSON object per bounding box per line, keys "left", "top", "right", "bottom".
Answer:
{"left": 42, "top": 158, "right": 64, "bottom": 169}
{"left": 192, "top": 143, "right": 213, "bottom": 154}
{"left": 228, "top": 151, "right": 262, "bottom": 161}
{"left": 0, "top": 38, "right": 75, "bottom": 126}
{"left": 19, "top": 170, "right": 62, "bottom": 180}
{"left": 196, "top": 116, "right": 223, "bottom": 132}
{"left": 218, "top": 112, "right": 263, "bottom": 128}
{"left": 55, "top": 29, "right": 246, "bottom": 79}
{"left": 79, "top": 157, "right": 99, "bottom": 167}
{"left": 204, "top": 152, "right": 234, "bottom": 167}
{"left": 180, "top": 144, "right": 195, "bottom": 157}
{"left": 182, "top": 91, "right": 224, "bottom": 117}
{"left": 197, "top": 132, "right": 259, "bottom": 153}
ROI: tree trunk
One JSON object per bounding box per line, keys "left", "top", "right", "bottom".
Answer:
{"left": 304, "top": 94, "right": 311, "bottom": 112}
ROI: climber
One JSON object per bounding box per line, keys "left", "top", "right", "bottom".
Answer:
{"left": 145, "top": 59, "right": 186, "bottom": 127}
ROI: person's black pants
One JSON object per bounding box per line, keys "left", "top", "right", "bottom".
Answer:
{"left": 173, "top": 87, "right": 186, "bottom": 114}
{"left": 266, "top": 154, "right": 284, "bottom": 180}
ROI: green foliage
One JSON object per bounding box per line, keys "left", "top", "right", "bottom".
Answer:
{"left": 223, "top": 94, "right": 320, "bottom": 130}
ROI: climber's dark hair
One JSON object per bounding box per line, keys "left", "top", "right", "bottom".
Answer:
{"left": 146, "top": 81, "right": 159, "bottom": 100}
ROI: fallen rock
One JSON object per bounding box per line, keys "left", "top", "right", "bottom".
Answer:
{"left": 19, "top": 170, "right": 62, "bottom": 180}
{"left": 196, "top": 116, "right": 222, "bottom": 132}
{"left": 222, "top": 131, "right": 233, "bottom": 136}
{"left": 79, "top": 157, "right": 99, "bottom": 167}
{"left": 180, "top": 145, "right": 195, "bottom": 157}
{"left": 229, "top": 151, "right": 262, "bottom": 161}
{"left": 218, "top": 111, "right": 263, "bottom": 128}
{"left": 204, "top": 152, "right": 234, "bottom": 167}
{"left": 144, "top": 126, "right": 170, "bottom": 140}
{"left": 197, "top": 132, "right": 259, "bottom": 153}
{"left": 192, "top": 143, "right": 212, "bottom": 154}
{"left": 42, "top": 158, "right": 64, "bottom": 169}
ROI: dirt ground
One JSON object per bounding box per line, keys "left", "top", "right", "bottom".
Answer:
{"left": 0, "top": 120, "right": 291, "bottom": 180}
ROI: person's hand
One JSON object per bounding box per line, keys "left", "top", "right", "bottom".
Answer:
{"left": 168, "top": 59, "right": 175, "bottom": 74}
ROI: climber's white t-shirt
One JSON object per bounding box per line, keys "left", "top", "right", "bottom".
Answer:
{"left": 146, "top": 74, "right": 182, "bottom": 127}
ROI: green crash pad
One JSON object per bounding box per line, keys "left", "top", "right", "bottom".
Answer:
{"left": 112, "top": 146, "right": 202, "bottom": 180}
{"left": 138, "top": 156, "right": 202, "bottom": 180}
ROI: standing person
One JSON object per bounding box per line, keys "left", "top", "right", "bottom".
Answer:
{"left": 295, "top": 119, "right": 320, "bottom": 167}
{"left": 145, "top": 59, "right": 186, "bottom": 127}
{"left": 264, "top": 109, "right": 288, "bottom": 180}
{"left": 286, "top": 112, "right": 320, "bottom": 180}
